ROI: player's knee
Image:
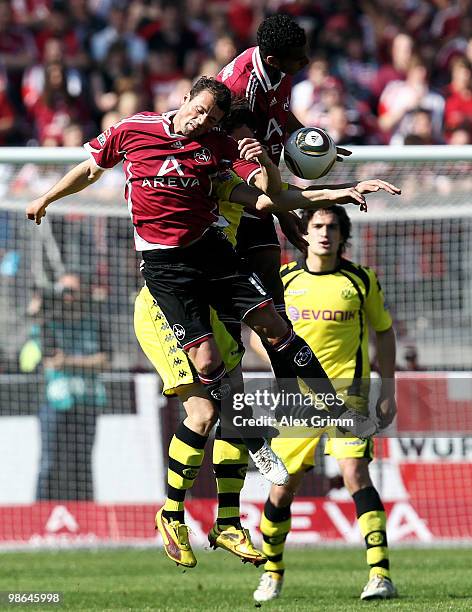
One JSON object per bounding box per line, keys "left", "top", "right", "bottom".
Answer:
{"left": 339, "top": 458, "right": 372, "bottom": 494}
{"left": 187, "top": 340, "right": 220, "bottom": 375}
{"left": 187, "top": 410, "right": 218, "bottom": 437}
{"left": 269, "top": 484, "right": 294, "bottom": 508}
{"left": 246, "top": 305, "right": 288, "bottom": 341}
{"left": 183, "top": 398, "right": 218, "bottom": 436}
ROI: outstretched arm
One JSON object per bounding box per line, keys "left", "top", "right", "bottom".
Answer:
{"left": 26, "top": 158, "right": 104, "bottom": 225}
{"left": 238, "top": 137, "right": 282, "bottom": 196}
{"left": 221, "top": 178, "right": 400, "bottom": 216}
{"left": 257, "top": 179, "right": 401, "bottom": 212}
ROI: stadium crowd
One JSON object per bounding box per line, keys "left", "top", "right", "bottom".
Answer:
{"left": 0, "top": 0, "right": 471, "bottom": 147}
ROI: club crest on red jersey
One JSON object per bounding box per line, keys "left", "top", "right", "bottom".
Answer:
{"left": 194, "top": 148, "right": 211, "bottom": 164}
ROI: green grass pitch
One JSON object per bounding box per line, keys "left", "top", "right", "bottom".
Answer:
{"left": 1, "top": 547, "right": 471, "bottom": 611}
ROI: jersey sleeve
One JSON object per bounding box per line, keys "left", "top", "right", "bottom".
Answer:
{"left": 222, "top": 135, "right": 261, "bottom": 184}
{"left": 364, "top": 267, "right": 393, "bottom": 332}
{"left": 217, "top": 62, "right": 247, "bottom": 98}
{"left": 213, "top": 170, "right": 244, "bottom": 202}
{"left": 83, "top": 122, "right": 126, "bottom": 169}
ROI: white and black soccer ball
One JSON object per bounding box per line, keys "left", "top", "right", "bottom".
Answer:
{"left": 282, "top": 127, "right": 337, "bottom": 180}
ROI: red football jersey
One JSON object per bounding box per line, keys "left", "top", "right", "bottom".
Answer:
{"left": 84, "top": 111, "right": 261, "bottom": 249}
{"left": 217, "top": 46, "right": 292, "bottom": 164}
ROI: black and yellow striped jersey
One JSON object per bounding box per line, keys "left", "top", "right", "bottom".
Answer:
{"left": 281, "top": 258, "right": 392, "bottom": 394}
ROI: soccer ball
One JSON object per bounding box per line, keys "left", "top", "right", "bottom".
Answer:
{"left": 282, "top": 127, "right": 337, "bottom": 180}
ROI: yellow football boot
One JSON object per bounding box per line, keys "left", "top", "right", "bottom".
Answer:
{"left": 155, "top": 507, "right": 197, "bottom": 568}
{"left": 208, "top": 524, "right": 267, "bottom": 566}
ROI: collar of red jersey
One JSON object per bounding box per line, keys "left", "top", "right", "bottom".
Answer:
{"left": 253, "top": 46, "right": 286, "bottom": 93}
{"left": 161, "top": 110, "right": 181, "bottom": 138}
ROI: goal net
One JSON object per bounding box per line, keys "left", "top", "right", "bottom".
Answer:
{"left": 0, "top": 146, "right": 471, "bottom": 548}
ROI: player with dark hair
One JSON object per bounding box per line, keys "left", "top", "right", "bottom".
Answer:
{"left": 217, "top": 14, "right": 355, "bottom": 408}
{"left": 253, "top": 206, "right": 398, "bottom": 602}
{"left": 217, "top": 14, "right": 349, "bottom": 315}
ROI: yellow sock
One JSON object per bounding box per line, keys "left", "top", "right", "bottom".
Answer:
{"left": 259, "top": 498, "right": 291, "bottom": 573}
{"left": 213, "top": 434, "right": 248, "bottom": 529}
{"left": 353, "top": 486, "right": 390, "bottom": 579}
{"left": 163, "top": 422, "right": 207, "bottom": 523}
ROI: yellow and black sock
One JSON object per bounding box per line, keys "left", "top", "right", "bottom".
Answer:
{"left": 162, "top": 421, "right": 207, "bottom": 524}
{"left": 213, "top": 429, "right": 248, "bottom": 530}
{"left": 353, "top": 485, "right": 391, "bottom": 579}
{"left": 260, "top": 498, "right": 291, "bottom": 574}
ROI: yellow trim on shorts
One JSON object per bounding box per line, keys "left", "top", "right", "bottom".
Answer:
{"left": 134, "top": 286, "right": 244, "bottom": 396}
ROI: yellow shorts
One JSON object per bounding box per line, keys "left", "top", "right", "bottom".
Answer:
{"left": 214, "top": 171, "right": 245, "bottom": 248}
{"left": 271, "top": 434, "right": 374, "bottom": 474}
{"left": 134, "top": 286, "right": 244, "bottom": 395}
{"left": 271, "top": 393, "right": 374, "bottom": 474}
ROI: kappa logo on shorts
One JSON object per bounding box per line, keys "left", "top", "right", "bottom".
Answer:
{"left": 210, "top": 383, "right": 231, "bottom": 401}
{"left": 194, "top": 147, "right": 211, "bottom": 163}
{"left": 294, "top": 345, "right": 313, "bottom": 367}
{"left": 172, "top": 324, "right": 186, "bottom": 341}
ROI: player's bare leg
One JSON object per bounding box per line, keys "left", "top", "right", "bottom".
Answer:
{"left": 186, "top": 338, "right": 288, "bottom": 485}
{"left": 338, "top": 458, "right": 397, "bottom": 600}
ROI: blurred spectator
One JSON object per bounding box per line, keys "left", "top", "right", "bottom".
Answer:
{"left": 62, "top": 122, "right": 85, "bottom": 147}
{"left": 333, "top": 34, "right": 378, "bottom": 102}
{"left": 402, "top": 108, "right": 444, "bottom": 146}
{"left": 144, "top": 48, "right": 183, "bottom": 107}
{"left": 372, "top": 32, "right": 414, "bottom": 101}
{"left": 22, "top": 37, "right": 85, "bottom": 111}
{"left": 448, "top": 124, "right": 471, "bottom": 144}
{"left": 444, "top": 56, "right": 472, "bottom": 134}
{"left": 213, "top": 35, "right": 238, "bottom": 70}
{"left": 0, "top": 67, "right": 15, "bottom": 145}
{"left": 69, "top": 0, "right": 107, "bottom": 55}
{"left": 29, "top": 61, "right": 90, "bottom": 145}
{"left": 35, "top": 3, "right": 89, "bottom": 70}
{"left": 90, "top": 40, "right": 135, "bottom": 114}
{"left": 153, "top": 77, "right": 192, "bottom": 114}
{"left": 196, "top": 58, "right": 220, "bottom": 78}
{"left": 143, "top": 3, "right": 199, "bottom": 75}
{"left": 10, "top": 0, "right": 51, "bottom": 29}
{"left": 291, "top": 56, "right": 332, "bottom": 125}
{"left": 378, "top": 55, "right": 445, "bottom": 144}
{"left": 325, "top": 103, "right": 365, "bottom": 146}
{"left": 117, "top": 90, "right": 143, "bottom": 118}
{"left": 0, "top": 0, "right": 37, "bottom": 104}
{"left": 227, "top": 0, "right": 257, "bottom": 46}
{"left": 402, "top": 344, "right": 424, "bottom": 371}
{"left": 0, "top": 1, "right": 469, "bottom": 146}
{"left": 101, "top": 109, "right": 121, "bottom": 131}
{"left": 90, "top": 2, "right": 147, "bottom": 67}
{"left": 36, "top": 272, "right": 110, "bottom": 501}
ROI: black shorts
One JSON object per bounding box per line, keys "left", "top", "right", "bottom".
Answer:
{"left": 235, "top": 215, "right": 280, "bottom": 257}
{"left": 141, "top": 228, "right": 272, "bottom": 351}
